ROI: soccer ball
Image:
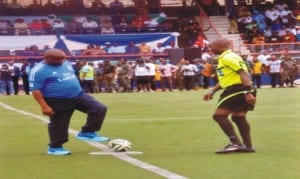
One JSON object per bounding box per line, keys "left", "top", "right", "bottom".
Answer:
{"left": 108, "top": 139, "right": 132, "bottom": 152}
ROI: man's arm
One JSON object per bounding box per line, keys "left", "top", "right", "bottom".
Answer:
{"left": 238, "top": 69, "right": 256, "bottom": 105}
{"left": 203, "top": 83, "right": 221, "bottom": 101}
{"left": 31, "top": 90, "right": 54, "bottom": 116}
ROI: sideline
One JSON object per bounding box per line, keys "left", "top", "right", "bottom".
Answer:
{"left": 0, "top": 102, "right": 188, "bottom": 179}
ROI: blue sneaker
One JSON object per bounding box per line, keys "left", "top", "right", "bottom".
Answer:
{"left": 47, "top": 147, "right": 71, "bottom": 155}
{"left": 77, "top": 132, "right": 109, "bottom": 142}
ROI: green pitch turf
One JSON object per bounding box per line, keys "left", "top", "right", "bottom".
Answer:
{"left": 0, "top": 87, "right": 299, "bottom": 179}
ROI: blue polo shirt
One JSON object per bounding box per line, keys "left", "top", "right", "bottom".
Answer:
{"left": 29, "top": 61, "right": 82, "bottom": 98}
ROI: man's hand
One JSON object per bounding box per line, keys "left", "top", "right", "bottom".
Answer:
{"left": 41, "top": 105, "right": 55, "bottom": 116}
{"left": 245, "top": 93, "right": 256, "bottom": 105}
{"left": 203, "top": 93, "right": 213, "bottom": 101}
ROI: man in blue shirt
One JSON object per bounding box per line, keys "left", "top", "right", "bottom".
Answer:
{"left": 29, "top": 48, "right": 109, "bottom": 155}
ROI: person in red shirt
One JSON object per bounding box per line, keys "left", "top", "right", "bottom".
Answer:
{"left": 29, "top": 19, "right": 44, "bottom": 35}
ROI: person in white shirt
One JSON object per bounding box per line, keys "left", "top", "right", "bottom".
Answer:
{"left": 268, "top": 54, "right": 282, "bottom": 88}
{"left": 158, "top": 59, "right": 178, "bottom": 91}
{"left": 145, "top": 58, "right": 157, "bottom": 91}
{"left": 107, "top": 42, "right": 125, "bottom": 54}
{"left": 257, "top": 51, "right": 271, "bottom": 66}
{"left": 180, "top": 60, "right": 198, "bottom": 90}
{"left": 152, "top": 43, "right": 166, "bottom": 53}
{"left": 133, "top": 59, "right": 151, "bottom": 92}
{"left": 52, "top": 19, "right": 65, "bottom": 37}
{"left": 82, "top": 17, "right": 99, "bottom": 33}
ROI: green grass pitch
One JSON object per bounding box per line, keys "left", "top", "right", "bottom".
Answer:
{"left": 0, "top": 87, "right": 300, "bottom": 179}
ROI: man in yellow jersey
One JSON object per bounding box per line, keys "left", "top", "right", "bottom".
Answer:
{"left": 251, "top": 56, "right": 264, "bottom": 88}
{"left": 203, "top": 38, "right": 256, "bottom": 154}
{"left": 80, "top": 62, "right": 95, "bottom": 93}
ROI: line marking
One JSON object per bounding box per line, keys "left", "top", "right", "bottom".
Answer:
{"left": 0, "top": 102, "right": 188, "bottom": 179}
{"left": 89, "top": 151, "right": 143, "bottom": 155}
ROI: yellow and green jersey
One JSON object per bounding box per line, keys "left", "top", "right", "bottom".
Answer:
{"left": 216, "top": 49, "right": 249, "bottom": 88}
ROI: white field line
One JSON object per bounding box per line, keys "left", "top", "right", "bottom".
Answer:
{"left": 0, "top": 102, "right": 188, "bottom": 179}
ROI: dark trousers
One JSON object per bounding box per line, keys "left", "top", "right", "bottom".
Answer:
{"left": 45, "top": 92, "right": 107, "bottom": 147}
{"left": 22, "top": 75, "right": 30, "bottom": 95}
{"left": 183, "top": 75, "right": 195, "bottom": 90}
{"left": 82, "top": 80, "right": 95, "bottom": 93}
{"left": 12, "top": 76, "right": 19, "bottom": 94}
{"left": 203, "top": 76, "right": 210, "bottom": 89}
{"left": 252, "top": 74, "right": 261, "bottom": 88}
{"left": 270, "top": 73, "right": 282, "bottom": 88}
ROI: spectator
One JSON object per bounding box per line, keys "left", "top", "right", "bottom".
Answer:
{"left": 131, "top": 16, "right": 145, "bottom": 32}
{"left": 252, "top": 8, "right": 266, "bottom": 32}
{"left": 112, "top": 11, "right": 127, "bottom": 26}
{"left": 280, "top": 53, "right": 298, "bottom": 87}
{"left": 251, "top": 32, "right": 266, "bottom": 44}
{"left": 266, "top": 31, "right": 282, "bottom": 43}
{"left": 257, "top": 50, "right": 271, "bottom": 66}
{"left": 251, "top": 56, "right": 264, "bottom": 88}
{"left": 228, "top": 14, "right": 239, "bottom": 34}
{"left": 201, "top": 58, "right": 213, "bottom": 89}
{"left": 0, "top": 64, "right": 14, "bottom": 95}
{"left": 158, "top": 58, "right": 178, "bottom": 91}
{"left": 187, "top": 23, "right": 202, "bottom": 46}
{"left": 274, "top": 1, "right": 289, "bottom": 12}
{"left": 80, "top": 62, "right": 95, "bottom": 93}
{"left": 107, "top": 42, "right": 125, "bottom": 54}
{"left": 281, "top": 31, "right": 296, "bottom": 43}
{"left": 91, "top": 0, "right": 107, "bottom": 13}
{"left": 52, "top": 19, "right": 66, "bottom": 37}
{"left": 7, "top": 0, "right": 22, "bottom": 14}
{"left": 109, "top": 0, "right": 124, "bottom": 14}
{"left": 14, "top": 18, "right": 31, "bottom": 35}
{"left": 43, "top": 0, "right": 57, "bottom": 14}
{"left": 99, "top": 12, "right": 115, "bottom": 34}
{"left": 102, "top": 60, "right": 118, "bottom": 93}
{"left": 117, "top": 59, "right": 133, "bottom": 92}
{"left": 82, "top": 17, "right": 99, "bottom": 33}
{"left": 152, "top": 42, "right": 166, "bottom": 53}
{"left": 29, "top": 19, "right": 44, "bottom": 35}
{"left": 193, "top": 32, "right": 209, "bottom": 48}
{"left": 138, "top": 42, "right": 151, "bottom": 53}
{"left": 175, "top": 58, "right": 186, "bottom": 91}
{"left": 146, "top": 0, "right": 160, "bottom": 13}
{"left": 264, "top": 25, "right": 272, "bottom": 39}
{"left": 237, "top": 13, "right": 253, "bottom": 33}
{"left": 264, "top": 7, "right": 280, "bottom": 25}
{"left": 125, "top": 41, "right": 140, "bottom": 54}
{"left": 0, "top": 19, "right": 12, "bottom": 35}
{"left": 133, "top": 59, "right": 151, "bottom": 92}
{"left": 268, "top": 54, "right": 283, "bottom": 88}
{"left": 8, "top": 60, "right": 20, "bottom": 95}
{"left": 103, "top": 42, "right": 112, "bottom": 53}
{"left": 180, "top": 60, "right": 198, "bottom": 91}
{"left": 94, "top": 61, "right": 104, "bottom": 93}
{"left": 20, "top": 59, "right": 31, "bottom": 95}
{"left": 67, "top": 19, "right": 83, "bottom": 34}
{"left": 277, "top": 26, "right": 288, "bottom": 38}
{"left": 145, "top": 58, "right": 157, "bottom": 91}
{"left": 40, "top": 18, "right": 52, "bottom": 34}
{"left": 26, "top": 0, "right": 43, "bottom": 15}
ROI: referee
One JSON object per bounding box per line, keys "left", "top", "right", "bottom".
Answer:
{"left": 203, "top": 38, "right": 257, "bottom": 154}
{"left": 29, "top": 48, "right": 109, "bottom": 155}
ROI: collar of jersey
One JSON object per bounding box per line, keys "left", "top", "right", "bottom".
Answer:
{"left": 218, "top": 49, "right": 232, "bottom": 59}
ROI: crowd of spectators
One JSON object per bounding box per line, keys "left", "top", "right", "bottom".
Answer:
{"left": 0, "top": 10, "right": 171, "bottom": 36}
{"left": 2, "top": 46, "right": 298, "bottom": 96}
{"left": 0, "top": 54, "right": 216, "bottom": 95}
{"left": 229, "top": 0, "right": 300, "bottom": 48}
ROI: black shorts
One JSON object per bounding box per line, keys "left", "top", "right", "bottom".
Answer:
{"left": 217, "top": 84, "right": 257, "bottom": 111}
{"left": 136, "top": 76, "right": 150, "bottom": 84}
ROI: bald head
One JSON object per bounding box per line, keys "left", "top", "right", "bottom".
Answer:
{"left": 44, "top": 48, "right": 66, "bottom": 66}
{"left": 208, "top": 38, "right": 231, "bottom": 55}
